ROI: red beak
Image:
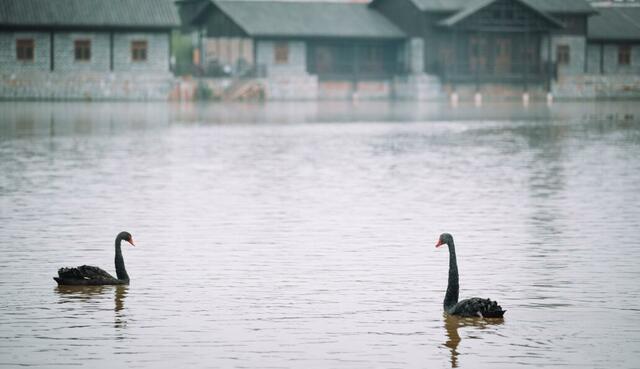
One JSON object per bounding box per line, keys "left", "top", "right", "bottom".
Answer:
{"left": 128, "top": 238, "right": 135, "bottom": 247}
{"left": 435, "top": 239, "right": 444, "bottom": 248}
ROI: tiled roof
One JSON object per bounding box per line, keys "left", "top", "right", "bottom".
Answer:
{"left": 588, "top": 7, "right": 640, "bottom": 40}
{"left": 212, "top": 0, "right": 406, "bottom": 38}
{"left": 0, "top": 0, "right": 180, "bottom": 29}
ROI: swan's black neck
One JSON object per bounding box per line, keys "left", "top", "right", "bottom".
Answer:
{"left": 115, "top": 235, "right": 129, "bottom": 282}
{"left": 444, "top": 240, "right": 459, "bottom": 312}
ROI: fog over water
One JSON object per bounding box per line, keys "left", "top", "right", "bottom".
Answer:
{"left": 1, "top": 101, "right": 639, "bottom": 368}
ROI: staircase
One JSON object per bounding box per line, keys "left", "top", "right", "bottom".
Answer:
{"left": 223, "top": 79, "right": 264, "bottom": 101}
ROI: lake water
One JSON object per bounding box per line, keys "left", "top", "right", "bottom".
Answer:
{"left": 1, "top": 101, "right": 639, "bottom": 369}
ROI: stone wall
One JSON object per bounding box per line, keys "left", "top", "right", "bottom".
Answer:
{"left": 442, "top": 83, "right": 548, "bottom": 101}
{"left": 264, "top": 75, "right": 319, "bottom": 100}
{"left": 0, "top": 72, "right": 176, "bottom": 101}
{"left": 393, "top": 74, "right": 443, "bottom": 100}
{"left": 552, "top": 74, "right": 640, "bottom": 99}
{"left": 317, "top": 80, "right": 394, "bottom": 100}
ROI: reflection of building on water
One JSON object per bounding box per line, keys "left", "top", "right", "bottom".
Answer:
{"left": 443, "top": 314, "right": 504, "bottom": 369}
{"left": 55, "top": 285, "right": 128, "bottom": 330}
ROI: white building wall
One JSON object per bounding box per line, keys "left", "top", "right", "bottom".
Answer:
{"left": 544, "top": 35, "right": 587, "bottom": 76}
{"left": 256, "top": 40, "right": 307, "bottom": 76}
{"left": 586, "top": 43, "right": 640, "bottom": 75}
{"left": 0, "top": 31, "right": 171, "bottom": 75}
{"left": 113, "top": 32, "right": 170, "bottom": 74}
{"left": 0, "top": 32, "right": 51, "bottom": 72}
{"left": 0, "top": 30, "right": 174, "bottom": 100}
{"left": 53, "top": 32, "right": 111, "bottom": 72}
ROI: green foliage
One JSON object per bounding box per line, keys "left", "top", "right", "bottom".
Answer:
{"left": 171, "top": 31, "right": 193, "bottom": 76}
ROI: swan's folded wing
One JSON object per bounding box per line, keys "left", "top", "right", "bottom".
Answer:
{"left": 58, "top": 265, "right": 116, "bottom": 280}
{"left": 450, "top": 297, "right": 505, "bottom": 317}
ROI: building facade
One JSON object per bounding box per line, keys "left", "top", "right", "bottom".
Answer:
{"left": 181, "top": 0, "right": 620, "bottom": 100}
{"left": 550, "top": 4, "right": 640, "bottom": 99}
{"left": 178, "top": 0, "right": 413, "bottom": 99}
{"left": 371, "top": 0, "right": 597, "bottom": 98}
{"left": 0, "top": 0, "right": 179, "bottom": 100}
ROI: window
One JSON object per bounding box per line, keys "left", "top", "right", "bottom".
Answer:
{"left": 557, "top": 45, "right": 570, "bottom": 65}
{"left": 131, "top": 41, "right": 148, "bottom": 62}
{"left": 274, "top": 42, "right": 289, "bottom": 64}
{"left": 16, "top": 39, "right": 34, "bottom": 62}
{"left": 618, "top": 45, "right": 631, "bottom": 66}
{"left": 74, "top": 40, "right": 91, "bottom": 61}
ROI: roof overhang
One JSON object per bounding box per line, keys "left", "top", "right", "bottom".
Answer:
{"left": 438, "top": 0, "right": 564, "bottom": 29}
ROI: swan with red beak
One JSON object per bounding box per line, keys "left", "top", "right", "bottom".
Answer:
{"left": 436, "top": 233, "right": 506, "bottom": 318}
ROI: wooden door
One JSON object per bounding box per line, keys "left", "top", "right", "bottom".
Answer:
{"left": 314, "top": 46, "right": 333, "bottom": 75}
{"left": 494, "top": 37, "right": 512, "bottom": 74}
{"left": 469, "top": 36, "right": 487, "bottom": 74}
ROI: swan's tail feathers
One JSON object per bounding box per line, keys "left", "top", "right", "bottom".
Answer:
{"left": 450, "top": 297, "right": 506, "bottom": 317}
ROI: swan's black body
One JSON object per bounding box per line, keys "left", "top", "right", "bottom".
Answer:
{"left": 437, "top": 233, "right": 505, "bottom": 318}
{"left": 54, "top": 232, "right": 133, "bottom": 286}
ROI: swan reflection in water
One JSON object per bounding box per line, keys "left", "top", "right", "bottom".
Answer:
{"left": 55, "top": 285, "right": 129, "bottom": 329}
{"left": 443, "top": 313, "right": 504, "bottom": 368}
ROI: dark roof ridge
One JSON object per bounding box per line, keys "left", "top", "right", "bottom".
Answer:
{"left": 214, "top": 0, "right": 368, "bottom": 4}
{"left": 407, "top": 0, "right": 596, "bottom": 14}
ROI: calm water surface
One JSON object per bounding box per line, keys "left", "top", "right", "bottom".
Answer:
{"left": 1, "top": 101, "right": 640, "bottom": 368}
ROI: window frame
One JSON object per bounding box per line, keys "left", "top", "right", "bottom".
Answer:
{"left": 16, "top": 39, "right": 35, "bottom": 62}
{"left": 556, "top": 44, "right": 570, "bottom": 65}
{"left": 74, "top": 39, "right": 92, "bottom": 62}
{"left": 618, "top": 45, "right": 632, "bottom": 66}
{"left": 131, "top": 40, "right": 148, "bottom": 62}
{"left": 274, "top": 42, "right": 289, "bottom": 64}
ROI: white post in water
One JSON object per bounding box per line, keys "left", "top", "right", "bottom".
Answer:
{"left": 522, "top": 92, "right": 530, "bottom": 106}
{"left": 546, "top": 92, "right": 553, "bottom": 105}
{"left": 450, "top": 92, "right": 459, "bottom": 107}
{"left": 474, "top": 92, "right": 482, "bottom": 107}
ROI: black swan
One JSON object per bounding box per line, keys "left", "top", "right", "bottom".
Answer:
{"left": 436, "top": 233, "right": 505, "bottom": 318}
{"left": 54, "top": 231, "right": 135, "bottom": 285}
